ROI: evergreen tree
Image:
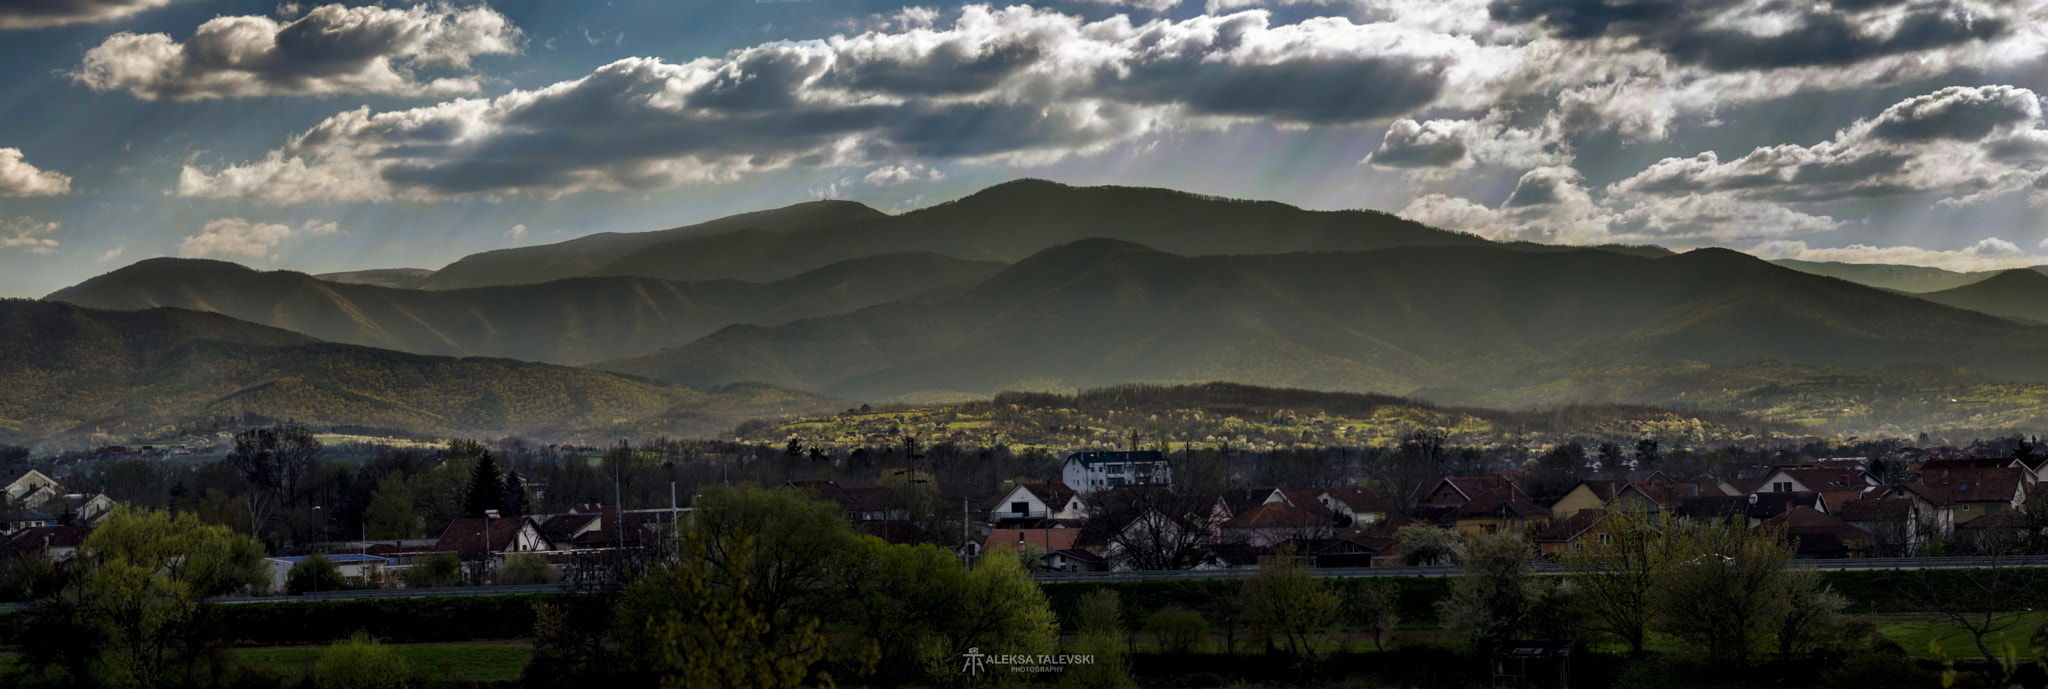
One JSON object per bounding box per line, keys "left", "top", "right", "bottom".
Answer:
{"left": 502, "top": 471, "right": 531, "bottom": 518}
{"left": 464, "top": 452, "right": 505, "bottom": 518}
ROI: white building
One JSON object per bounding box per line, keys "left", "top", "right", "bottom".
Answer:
{"left": 1062, "top": 451, "right": 1172, "bottom": 496}
{"left": 268, "top": 553, "right": 390, "bottom": 592}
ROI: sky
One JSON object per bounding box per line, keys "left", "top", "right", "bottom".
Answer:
{"left": 3, "top": 0, "right": 2048, "bottom": 297}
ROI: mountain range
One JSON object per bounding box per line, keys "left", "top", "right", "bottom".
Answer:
{"left": 49, "top": 252, "right": 1002, "bottom": 364}
{"left": 0, "top": 299, "right": 846, "bottom": 445}
{"left": 586, "top": 239, "right": 2048, "bottom": 403}
{"left": 24, "top": 178, "right": 2048, "bottom": 444}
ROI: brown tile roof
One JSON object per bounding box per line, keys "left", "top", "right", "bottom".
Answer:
{"left": 1217, "top": 487, "right": 1288, "bottom": 515}
{"left": 981, "top": 482, "right": 1078, "bottom": 512}
{"left": 1903, "top": 467, "right": 2027, "bottom": 506}
{"left": 1760, "top": 506, "right": 1865, "bottom": 539}
{"left": 9, "top": 524, "right": 90, "bottom": 549}
{"left": 434, "top": 517, "right": 526, "bottom": 556}
{"left": 537, "top": 513, "right": 601, "bottom": 544}
{"left": 1537, "top": 510, "right": 1608, "bottom": 542}
{"left": 982, "top": 529, "right": 1082, "bottom": 553}
{"left": 1833, "top": 498, "right": 1911, "bottom": 522}
{"left": 1450, "top": 498, "right": 1549, "bottom": 521}
{"left": 1618, "top": 482, "right": 1714, "bottom": 508}
{"left": 1774, "top": 467, "right": 1872, "bottom": 491}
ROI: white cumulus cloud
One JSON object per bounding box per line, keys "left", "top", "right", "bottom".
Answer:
{"left": 71, "top": 2, "right": 522, "bottom": 101}
{"left": 0, "top": 218, "right": 61, "bottom": 254}
{"left": 0, "top": 148, "right": 71, "bottom": 196}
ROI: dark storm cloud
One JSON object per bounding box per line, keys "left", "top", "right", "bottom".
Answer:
{"left": 1103, "top": 55, "right": 1447, "bottom": 124}
{"left": 1490, "top": 0, "right": 2006, "bottom": 72}
{"left": 0, "top": 0, "right": 183, "bottom": 30}
{"left": 830, "top": 39, "right": 1047, "bottom": 96}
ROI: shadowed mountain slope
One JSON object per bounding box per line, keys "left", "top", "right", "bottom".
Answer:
{"left": 0, "top": 300, "right": 848, "bottom": 444}
{"left": 1919, "top": 269, "right": 2048, "bottom": 324}
{"left": 589, "top": 241, "right": 2048, "bottom": 403}
{"left": 47, "top": 252, "right": 1003, "bottom": 364}
{"left": 422, "top": 200, "right": 889, "bottom": 290}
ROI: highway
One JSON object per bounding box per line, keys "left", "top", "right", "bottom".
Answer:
{"left": 2, "top": 555, "right": 2043, "bottom": 612}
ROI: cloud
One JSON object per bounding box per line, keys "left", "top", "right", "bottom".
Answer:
{"left": 1073, "top": 0, "right": 1184, "bottom": 12}
{"left": 0, "top": 0, "right": 186, "bottom": 30}
{"left": 71, "top": 3, "right": 522, "bottom": 101}
{"left": 1490, "top": 0, "right": 2008, "bottom": 72}
{"left": 863, "top": 164, "right": 943, "bottom": 186}
{"left": 181, "top": 6, "right": 1482, "bottom": 202}
{"left": 177, "top": 218, "right": 332, "bottom": 259}
{"left": 1610, "top": 85, "right": 2048, "bottom": 205}
{"left": 98, "top": 244, "right": 125, "bottom": 263}
{"left": 1366, "top": 119, "right": 1470, "bottom": 168}
{"left": 1749, "top": 238, "right": 2048, "bottom": 273}
{"left": 0, "top": 148, "right": 71, "bottom": 196}
{"left": 505, "top": 224, "right": 526, "bottom": 240}
{"left": 0, "top": 218, "right": 61, "bottom": 254}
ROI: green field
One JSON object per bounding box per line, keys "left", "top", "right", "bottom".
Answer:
{"left": 234, "top": 643, "right": 531, "bottom": 683}
{"left": 1872, "top": 613, "right": 2046, "bottom": 660}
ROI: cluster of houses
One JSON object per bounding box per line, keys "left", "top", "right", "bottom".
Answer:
{"left": 927, "top": 451, "right": 2044, "bottom": 571}
{"left": 1, "top": 469, "right": 118, "bottom": 560}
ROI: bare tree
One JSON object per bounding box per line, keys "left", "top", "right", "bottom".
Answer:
{"left": 1907, "top": 547, "right": 2048, "bottom": 663}
{"left": 1084, "top": 486, "right": 1215, "bottom": 571}
{"left": 224, "top": 424, "right": 323, "bottom": 539}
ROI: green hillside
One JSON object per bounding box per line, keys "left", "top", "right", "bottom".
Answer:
{"left": 1917, "top": 268, "right": 2048, "bottom": 324}
{"left": 48, "top": 252, "right": 1002, "bottom": 365}
{"left": 0, "top": 300, "right": 845, "bottom": 445}
{"left": 589, "top": 241, "right": 2048, "bottom": 405}
{"left": 1768, "top": 259, "right": 1999, "bottom": 293}
{"left": 421, "top": 200, "right": 887, "bottom": 289}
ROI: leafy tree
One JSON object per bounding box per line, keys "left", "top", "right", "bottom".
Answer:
{"left": 646, "top": 532, "right": 835, "bottom": 689}
{"left": 691, "top": 485, "right": 855, "bottom": 643}
{"left": 1439, "top": 531, "right": 1539, "bottom": 648}
{"left": 828, "top": 536, "right": 962, "bottom": 680}
{"left": 1064, "top": 590, "right": 1135, "bottom": 688}
{"left": 39, "top": 508, "right": 266, "bottom": 687}
{"left": 1559, "top": 506, "right": 1660, "bottom": 656}
{"left": 1654, "top": 518, "right": 1792, "bottom": 672}
{"left": 941, "top": 550, "right": 1057, "bottom": 686}
{"left": 1240, "top": 553, "right": 1340, "bottom": 659}
{"left": 400, "top": 553, "right": 462, "bottom": 588}
{"left": 1777, "top": 566, "right": 1848, "bottom": 657}
{"left": 363, "top": 474, "right": 419, "bottom": 540}
{"left": 286, "top": 554, "right": 347, "bottom": 595}
{"left": 463, "top": 452, "right": 505, "bottom": 518}
{"left": 315, "top": 631, "right": 413, "bottom": 689}
{"left": 1395, "top": 524, "right": 1460, "bottom": 567}
{"left": 1346, "top": 580, "right": 1401, "bottom": 651}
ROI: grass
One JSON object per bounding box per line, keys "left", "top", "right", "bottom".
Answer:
{"left": 235, "top": 643, "right": 532, "bottom": 683}
{"left": 1871, "top": 613, "right": 2045, "bottom": 660}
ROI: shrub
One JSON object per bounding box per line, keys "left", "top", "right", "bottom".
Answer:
{"left": 1145, "top": 606, "right": 1208, "bottom": 655}
{"left": 287, "top": 554, "right": 348, "bottom": 595}
{"left": 314, "top": 631, "right": 413, "bottom": 689}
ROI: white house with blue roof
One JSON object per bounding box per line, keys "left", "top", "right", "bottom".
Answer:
{"left": 1062, "top": 451, "right": 1172, "bottom": 496}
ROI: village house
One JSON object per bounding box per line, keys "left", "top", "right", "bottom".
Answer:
{"left": 1314, "top": 486, "right": 1388, "bottom": 526}
{"left": 982, "top": 482, "right": 1087, "bottom": 523}
{"left": 267, "top": 553, "right": 390, "bottom": 591}
{"left": 1535, "top": 510, "right": 1614, "bottom": 558}
{"left": 7, "top": 524, "right": 90, "bottom": 561}
{"left": 433, "top": 516, "right": 547, "bottom": 558}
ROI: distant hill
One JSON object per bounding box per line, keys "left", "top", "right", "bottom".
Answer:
{"left": 47, "top": 253, "right": 1003, "bottom": 365}
{"left": 589, "top": 241, "right": 2048, "bottom": 403}
{"left": 316, "top": 268, "right": 435, "bottom": 290}
{"left": 1769, "top": 259, "right": 1998, "bottom": 293}
{"left": 1918, "top": 269, "right": 2048, "bottom": 324}
{"left": 0, "top": 300, "right": 849, "bottom": 445}
{"left": 422, "top": 200, "right": 888, "bottom": 290}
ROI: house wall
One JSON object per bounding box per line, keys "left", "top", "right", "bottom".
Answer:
{"left": 1549, "top": 486, "right": 1605, "bottom": 519}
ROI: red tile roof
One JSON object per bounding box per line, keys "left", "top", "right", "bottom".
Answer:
{"left": 1223, "top": 502, "right": 1330, "bottom": 529}
{"left": 434, "top": 517, "right": 527, "bottom": 556}
{"left": 981, "top": 529, "right": 1081, "bottom": 553}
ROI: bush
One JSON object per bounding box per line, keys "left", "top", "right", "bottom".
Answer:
{"left": 400, "top": 553, "right": 461, "bottom": 588}
{"left": 1145, "top": 606, "right": 1208, "bottom": 655}
{"left": 315, "top": 631, "right": 413, "bottom": 689}
{"left": 499, "top": 553, "right": 558, "bottom": 586}
{"left": 287, "top": 554, "right": 348, "bottom": 595}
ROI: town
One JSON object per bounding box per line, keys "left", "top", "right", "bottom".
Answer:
{"left": 2, "top": 424, "right": 2045, "bottom": 687}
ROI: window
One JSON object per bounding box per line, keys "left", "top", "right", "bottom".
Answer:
{"left": 1773, "top": 482, "right": 1793, "bottom": 492}
{"left": 1012, "top": 501, "right": 1030, "bottom": 514}
{"left": 1599, "top": 533, "right": 1612, "bottom": 546}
